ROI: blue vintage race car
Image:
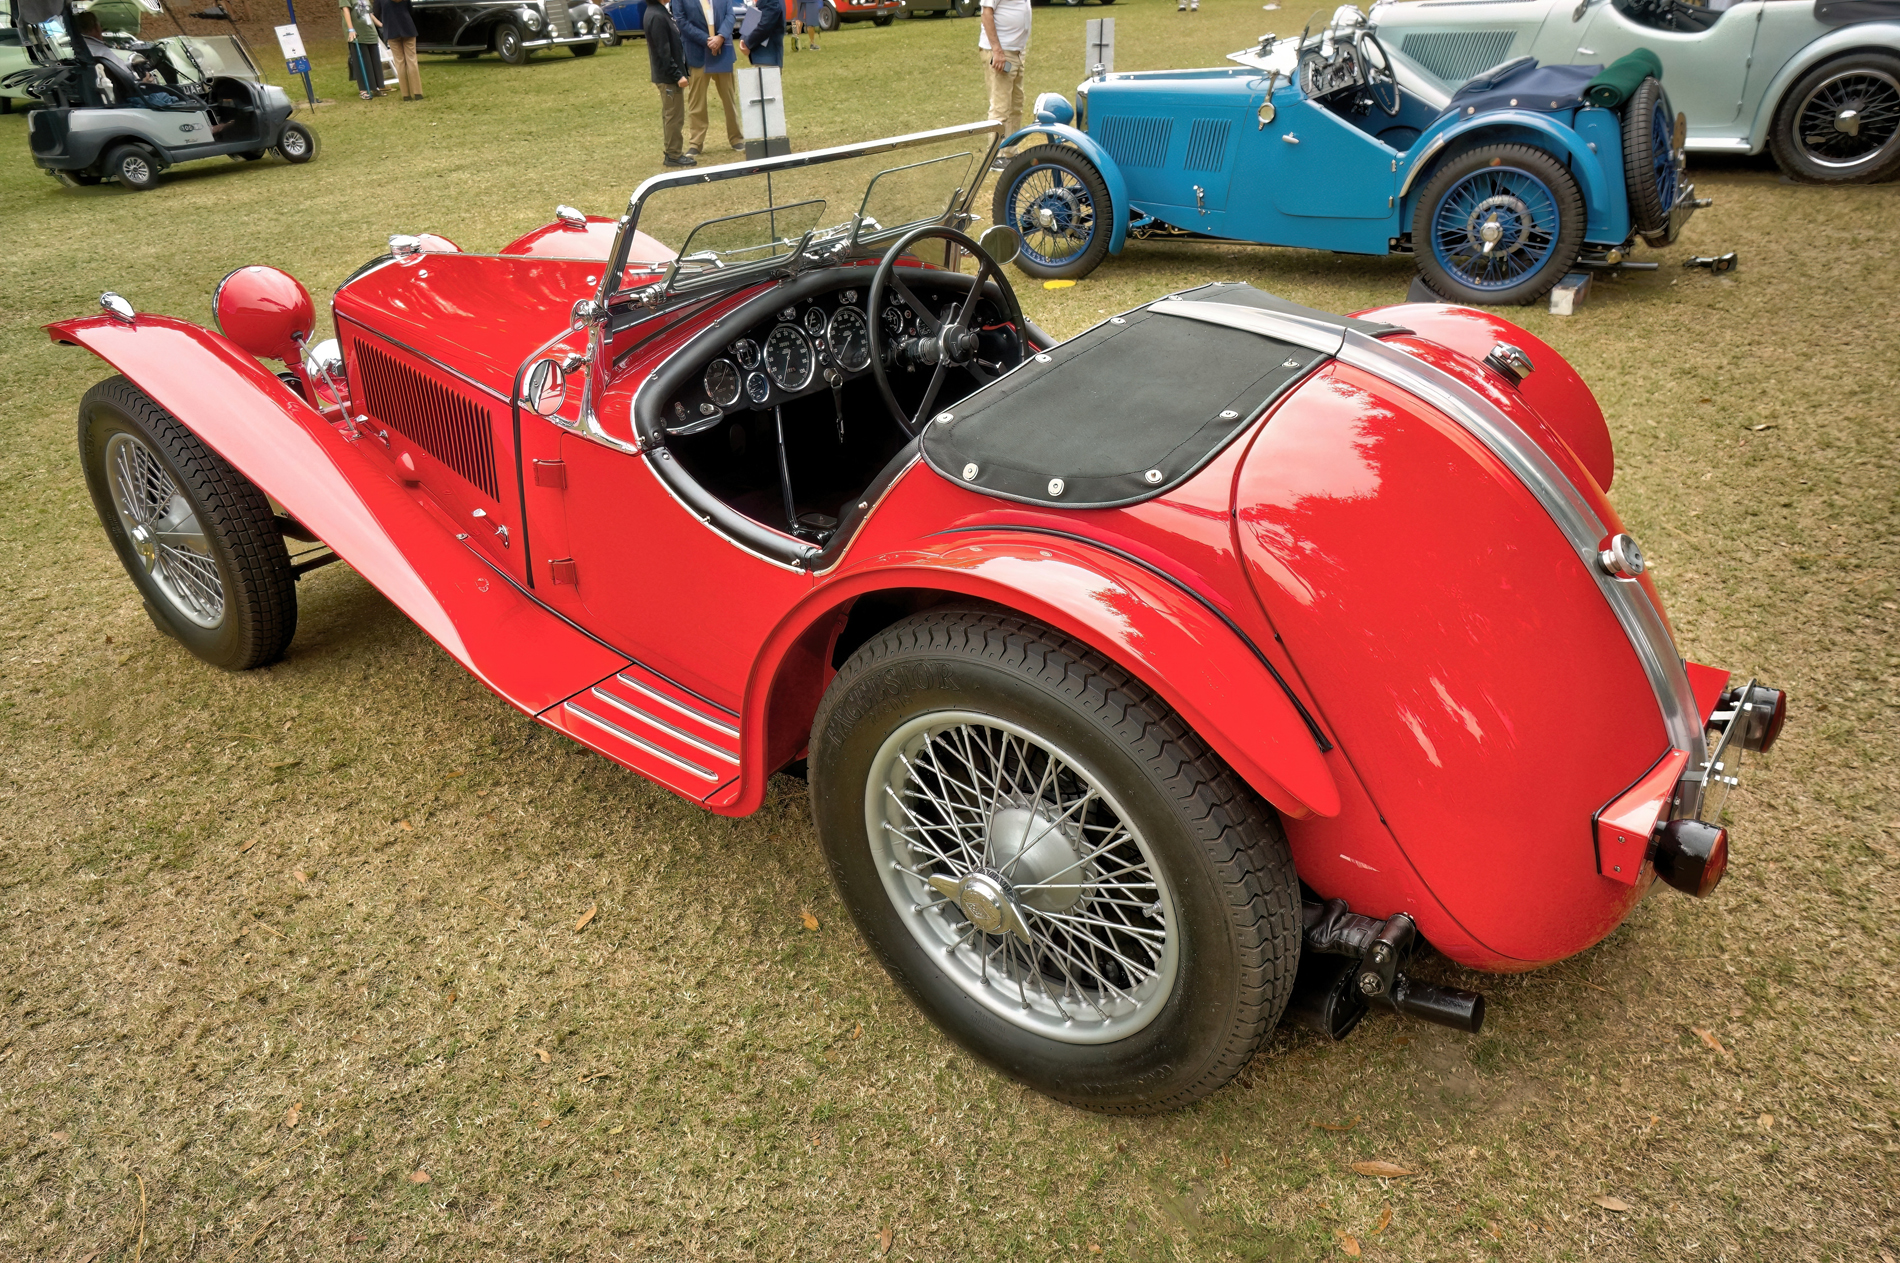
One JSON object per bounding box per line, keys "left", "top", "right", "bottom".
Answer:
{"left": 991, "top": 4, "right": 1708, "bottom": 305}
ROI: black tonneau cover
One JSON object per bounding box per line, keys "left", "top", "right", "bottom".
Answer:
{"left": 921, "top": 283, "right": 1397, "bottom": 510}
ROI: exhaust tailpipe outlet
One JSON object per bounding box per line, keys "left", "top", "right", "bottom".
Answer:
{"left": 1284, "top": 951, "right": 1369, "bottom": 1041}
{"left": 1390, "top": 974, "right": 1486, "bottom": 1034}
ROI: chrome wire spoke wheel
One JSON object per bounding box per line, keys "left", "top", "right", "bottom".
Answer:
{"left": 865, "top": 711, "right": 1181, "bottom": 1044}
{"left": 1796, "top": 68, "right": 1900, "bottom": 170}
{"left": 105, "top": 431, "right": 224, "bottom": 628}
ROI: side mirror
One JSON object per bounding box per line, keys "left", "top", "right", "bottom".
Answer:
{"left": 522, "top": 358, "right": 567, "bottom": 417}
{"left": 977, "top": 223, "right": 1021, "bottom": 266}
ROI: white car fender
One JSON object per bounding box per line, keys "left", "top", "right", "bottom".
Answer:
{"left": 1743, "top": 19, "right": 1900, "bottom": 153}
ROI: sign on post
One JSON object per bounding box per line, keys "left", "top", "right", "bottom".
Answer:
{"left": 274, "top": 19, "right": 317, "bottom": 108}
{"left": 737, "top": 67, "right": 790, "bottom": 160}
{"left": 1085, "top": 17, "right": 1113, "bottom": 76}
{"left": 273, "top": 23, "right": 306, "bottom": 59}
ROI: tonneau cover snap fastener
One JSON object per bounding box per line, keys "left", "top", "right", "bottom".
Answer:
{"left": 962, "top": 463, "right": 979, "bottom": 481}
{"left": 1047, "top": 478, "right": 1065, "bottom": 496}
{"left": 1219, "top": 409, "right": 1240, "bottom": 420}
{"left": 1035, "top": 353, "right": 1052, "bottom": 364}
{"left": 1144, "top": 469, "right": 1164, "bottom": 484}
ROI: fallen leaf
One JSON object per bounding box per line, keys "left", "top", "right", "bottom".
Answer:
{"left": 1373, "top": 1206, "right": 1392, "bottom": 1235}
{"left": 1337, "top": 1232, "right": 1361, "bottom": 1257}
{"left": 574, "top": 904, "right": 598, "bottom": 932}
{"left": 1087, "top": 1246, "right": 1101, "bottom": 1256}
{"left": 800, "top": 908, "right": 820, "bottom": 931}
{"left": 75, "top": 1252, "right": 102, "bottom": 1263}
{"left": 293, "top": 870, "right": 308, "bottom": 885}
{"left": 445, "top": 991, "right": 456, "bottom": 1005}
{"left": 1748, "top": 423, "right": 1776, "bottom": 432}
{"left": 1311, "top": 1116, "right": 1360, "bottom": 1132}
{"left": 284, "top": 1102, "right": 302, "bottom": 1129}
{"left": 269, "top": 760, "right": 301, "bottom": 770}
{"left": 1350, "top": 1161, "right": 1416, "bottom": 1178}
{"left": 1219, "top": 1151, "right": 1231, "bottom": 1170}
{"left": 237, "top": 838, "right": 261, "bottom": 854}
{"left": 1044, "top": 279, "right": 1078, "bottom": 290}
{"left": 1692, "top": 1027, "right": 1730, "bottom": 1056}
{"left": 1593, "top": 1195, "right": 1632, "bottom": 1212}
{"left": 445, "top": 770, "right": 465, "bottom": 779}
{"left": 533, "top": 1048, "right": 550, "bottom": 1063}
{"left": 397, "top": 820, "right": 413, "bottom": 832}
{"left": 877, "top": 1224, "right": 894, "bottom": 1256}
{"left": 50, "top": 1131, "right": 69, "bottom": 1143}
{"left": 608, "top": 1125, "right": 625, "bottom": 1135}
{"left": 407, "top": 1169, "right": 430, "bottom": 1184}
{"left": 539, "top": 1118, "right": 552, "bottom": 1128}
{"left": 580, "top": 1071, "right": 614, "bottom": 1083}
{"left": 1758, "top": 1113, "right": 1774, "bottom": 1129}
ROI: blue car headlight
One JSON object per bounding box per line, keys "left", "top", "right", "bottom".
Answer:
{"left": 1032, "top": 92, "right": 1073, "bottom": 127}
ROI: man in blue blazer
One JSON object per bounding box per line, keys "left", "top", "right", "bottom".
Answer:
{"left": 673, "top": 0, "right": 744, "bottom": 157}
{"left": 739, "top": 0, "right": 784, "bottom": 67}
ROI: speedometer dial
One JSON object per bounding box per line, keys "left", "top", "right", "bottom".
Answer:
{"left": 827, "top": 307, "right": 871, "bottom": 372}
{"left": 703, "top": 359, "right": 741, "bottom": 408}
{"left": 764, "top": 324, "right": 814, "bottom": 392}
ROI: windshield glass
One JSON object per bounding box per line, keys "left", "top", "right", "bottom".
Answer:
{"left": 162, "top": 33, "right": 260, "bottom": 83}
{"left": 613, "top": 121, "right": 999, "bottom": 302}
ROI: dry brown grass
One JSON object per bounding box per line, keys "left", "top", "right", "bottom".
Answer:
{"left": 1, "top": 1, "right": 1896, "bottom": 1258}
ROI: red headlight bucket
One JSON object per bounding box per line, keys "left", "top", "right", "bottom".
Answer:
{"left": 213, "top": 265, "right": 314, "bottom": 364}
{"left": 1654, "top": 819, "right": 1729, "bottom": 898}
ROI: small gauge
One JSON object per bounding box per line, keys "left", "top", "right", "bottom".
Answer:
{"left": 842, "top": 289, "right": 859, "bottom": 305}
{"left": 882, "top": 304, "right": 907, "bottom": 338}
{"left": 731, "top": 338, "right": 761, "bottom": 369}
{"left": 703, "top": 358, "right": 741, "bottom": 408}
{"left": 827, "top": 307, "right": 872, "bottom": 373}
{"left": 803, "top": 306, "right": 828, "bottom": 336}
{"left": 779, "top": 306, "right": 798, "bottom": 323}
{"left": 745, "top": 371, "right": 770, "bottom": 404}
{"left": 764, "top": 323, "right": 815, "bottom": 391}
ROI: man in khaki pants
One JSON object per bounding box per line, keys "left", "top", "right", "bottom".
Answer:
{"left": 674, "top": 0, "right": 744, "bottom": 159}
{"left": 979, "top": 0, "right": 1030, "bottom": 168}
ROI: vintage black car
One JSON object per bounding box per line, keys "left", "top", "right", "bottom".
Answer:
{"left": 414, "top": 0, "right": 608, "bottom": 63}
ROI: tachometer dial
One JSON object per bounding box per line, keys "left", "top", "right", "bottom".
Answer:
{"left": 803, "top": 306, "right": 828, "bottom": 336}
{"left": 731, "top": 338, "right": 761, "bottom": 370}
{"left": 703, "top": 359, "right": 741, "bottom": 408}
{"left": 745, "top": 371, "right": 770, "bottom": 404}
{"left": 764, "top": 323, "right": 814, "bottom": 391}
{"left": 827, "top": 307, "right": 872, "bottom": 373}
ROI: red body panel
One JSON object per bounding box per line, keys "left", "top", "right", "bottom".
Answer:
{"left": 500, "top": 215, "right": 675, "bottom": 270}
{"left": 1233, "top": 364, "right": 1665, "bottom": 967}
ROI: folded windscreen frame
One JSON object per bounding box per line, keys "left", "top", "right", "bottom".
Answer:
{"left": 920, "top": 283, "right": 1404, "bottom": 510}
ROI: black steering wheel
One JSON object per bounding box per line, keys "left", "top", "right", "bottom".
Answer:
{"left": 867, "top": 224, "right": 1025, "bottom": 439}
{"left": 1356, "top": 31, "right": 1402, "bottom": 118}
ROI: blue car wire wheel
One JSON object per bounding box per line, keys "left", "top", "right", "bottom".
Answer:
{"left": 1621, "top": 77, "right": 1676, "bottom": 245}
{"left": 992, "top": 145, "right": 1113, "bottom": 281}
{"left": 1414, "top": 143, "right": 1583, "bottom": 307}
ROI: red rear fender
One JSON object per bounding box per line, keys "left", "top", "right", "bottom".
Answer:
{"left": 47, "top": 313, "right": 625, "bottom": 712}
{"left": 746, "top": 532, "right": 1342, "bottom": 823}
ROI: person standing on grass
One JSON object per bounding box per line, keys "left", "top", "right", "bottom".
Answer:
{"left": 645, "top": 0, "right": 694, "bottom": 167}
{"left": 673, "top": 0, "right": 745, "bottom": 158}
{"left": 342, "top": 0, "right": 384, "bottom": 100}
{"left": 739, "top": 0, "right": 784, "bottom": 67}
{"left": 791, "top": 0, "right": 822, "bottom": 51}
{"left": 375, "top": 0, "right": 422, "bottom": 101}
{"left": 979, "top": 0, "right": 1029, "bottom": 166}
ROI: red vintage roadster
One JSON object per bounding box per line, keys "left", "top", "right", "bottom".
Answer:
{"left": 52, "top": 122, "right": 1784, "bottom": 1113}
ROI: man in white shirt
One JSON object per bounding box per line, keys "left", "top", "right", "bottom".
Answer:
{"left": 979, "top": 0, "right": 1031, "bottom": 167}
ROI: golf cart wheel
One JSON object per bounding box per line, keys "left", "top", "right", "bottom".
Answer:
{"left": 873, "top": 12, "right": 892, "bottom": 23}
{"left": 1769, "top": 52, "right": 1900, "bottom": 185}
{"left": 571, "top": 40, "right": 598, "bottom": 55}
{"left": 1621, "top": 77, "right": 1676, "bottom": 245}
{"left": 104, "top": 144, "right": 161, "bottom": 191}
{"left": 1414, "top": 143, "right": 1584, "bottom": 306}
{"left": 276, "top": 121, "right": 317, "bottom": 164}
{"left": 495, "top": 20, "right": 529, "bottom": 63}
{"left": 992, "top": 144, "right": 1112, "bottom": 280}
{"left": 78, "top": 376, "right": 297, "bottom": 670}
{"left": 54, "top": 169, "right": 103, "bottom": 187}
{"left": 809, "top": 610, "right": 1301, "bottom": 1114}
{"left": 818, "top": 2, "right": 839, "bottom": 31}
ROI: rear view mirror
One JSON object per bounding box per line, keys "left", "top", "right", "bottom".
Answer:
{"left": 522, "top": 358, "right": 567, "bottom": 417}
{"left": 977, "top": 223, "right": 1021, "bottom": 266}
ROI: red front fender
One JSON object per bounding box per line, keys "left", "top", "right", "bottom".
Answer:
{"left": 47, "top": 313, "right": 624, "bottom": 712}
{"left": 740, "top": 531, "right": 1342, "bottom": 823}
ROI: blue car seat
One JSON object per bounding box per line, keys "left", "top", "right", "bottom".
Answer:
{"left": 1440, "top": 57, "right": 1602, "bottom": 120}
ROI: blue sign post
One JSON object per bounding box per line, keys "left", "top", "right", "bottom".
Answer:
{"left": 279, "top": 0, "right": 318, "bottom": 110}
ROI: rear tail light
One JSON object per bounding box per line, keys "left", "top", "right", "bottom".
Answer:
{"left": 1654, "top": 819, "right": 1728, "bottom": 898}
{"left": 1725, "top": 683, "right": 1787, "bottom": 753}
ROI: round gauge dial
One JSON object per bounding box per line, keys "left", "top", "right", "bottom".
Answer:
{"left": 882, "top": 304, "right": 908, "bottom": 338}
{"left": 764, "top": 323, "right": 815, "bottom": 391}
{"left": 745, "top": 371, "right": 770, "bottom": 404}
{"left": 702, "top": 359, "right": 741, "bottom": 408}
{"left": 803, "top": 306, "right": 828, "bottom": 336}
{"left": 731, "top": 338, "right": 761, "bottom": 370}
{"left": 827, "top": 307, "right": 872, "bottom": 373}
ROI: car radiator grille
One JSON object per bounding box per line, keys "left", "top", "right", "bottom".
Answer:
{"left": 1182, "top": 118, "right": 1232, "bottom": 172}
{"left": 1398, "top": 31, "right": 1515, "bottom": 85}
{"left": 545, "top": 0, "right": 574, "bottom": 38}
{"left": 1095, "top": 115, "right": 1173, "bottom": 169}
{"left": 350, "top": 339, "right": 501, "bottom": 501}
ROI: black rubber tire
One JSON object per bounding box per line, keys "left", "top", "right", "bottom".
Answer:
{"left": 78, "top": 376, "right": 297, "bottom": 670}
{"left": 810, "top": 610, "right": 1301, "bottom": 1114}
{"left": 818, "top": 2, "right": 839, "bottom": 31}
{"left": 237, "top": 149, "right": 267, "bottom": 161}
{"left": 570, "top": 41, "right": 598, "bottom": 55}
{"left": 495, "top": 21, "right": 529, "bottom": 64}
{"left": 872, "top": 12, "right": 892, "bottom": 23}
{"left": 1768, "top": 51, "right": 1900, "bottom": 185}
{"left": 276, "top": 120, "right": 317, "bottom": 164}
{"left": 1621, "top": 76, "right": 1674, "bottom": 245}
{"left": 103, "top": 144, "right": 161, "bottom": 191}
{"left": 991, "top": 143, "right": 1115, "bottom": 281}
{"left": 457, "top": 50, "right": 481, "bottom": 58}
{"left": 1412, "top": 142, "right": 1584, "bottom": 307}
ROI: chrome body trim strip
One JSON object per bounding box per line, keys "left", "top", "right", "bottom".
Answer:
{"left": 590, "top": 687, "right": 739, "bottom": 763}
{"left": 610, "top": 673, "right": 742, "bottom": 736}
{"left": 1335, "top": 330, "right": 1709, "bottom": 812}
{"left": 564, "top": 701, "right": 720, "bottom": 781}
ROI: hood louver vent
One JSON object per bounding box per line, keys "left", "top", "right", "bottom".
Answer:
{"left": 351, "top": 339, "right": 500, "bottom": 501}
{"left": 1095, "top": 115, "right": 1173, "bottom": 169}
{"left": 1398, "top": 31, "right": 1516, "bottom": 85}
{"left": 1183, "top": 118, "right": 1231, "bottom": 172}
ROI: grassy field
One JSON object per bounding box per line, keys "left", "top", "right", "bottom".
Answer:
{"left": 2, "top": 1, "right": 1897, "bottom": 1258}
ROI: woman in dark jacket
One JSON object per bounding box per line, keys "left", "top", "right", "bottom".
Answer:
{"left": 375, "top": 0, "right": 422, "bottom": 100}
